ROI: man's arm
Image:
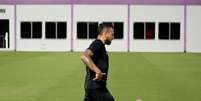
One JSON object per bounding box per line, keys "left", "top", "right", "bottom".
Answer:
{"left": 81, "top": 49, "right": 105, "bottom": 81}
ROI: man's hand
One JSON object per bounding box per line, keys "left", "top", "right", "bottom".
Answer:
{"left": 93, "top": 72, "right": 106, "bottom": 81}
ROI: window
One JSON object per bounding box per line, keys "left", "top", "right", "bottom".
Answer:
{"left": 21, "top": 22, "right": 31, "bottom": 38}
{"left": 103, "top": 22, "right": 124, "bottom": 39}
{"left": 0, "top": 19, "right": 9, "bottom": 48}
{"left": 21, "top": 22, "right": 42, "bottom": 39}
{"left": 171, "top": 23, "right": 180, "bottom": 39}
{"left": 77, "top": 21, "right": 124, "bottom": 39}
{"left": 77, "top": 22, "right": 98, "bottom": 39}
{"left": 57, "top": 22, "right": 67, "bottom": 39}
{"left": 159, "top": 23, "right": 169, "bottom": 39}
{"left": 114, "top": 22, "right": 124, "bottom": 39}
{"left": 133, "top": 22, "right": 155, "bottom": 39}
{"left": 159, "top": 22, "right": 180, "bottom": 40}
{"left": 103, "top": 22, "right": 113, "bottom": 25}
{"left": 133, "top": 22, "right": 144, "bottom": 39}
{"left": 145, "top": 23, "right": 155, "bottom": 39}
{"left": 45, "top": 22, "right": 56, "bottom": 39}
{"left": 89, "top": 22, "right": 98, "bottom": 39}
{"left": 77, "top": 22, "right": 87, "bottom": 39}
{"left": 21, "top": 21, "right": 67, "bottom": 39}
{"left": 32, "top": 22, "right": 42, "bottom": 38}
{"left": 45, "top": 22, "right": 67, "bottom": 39}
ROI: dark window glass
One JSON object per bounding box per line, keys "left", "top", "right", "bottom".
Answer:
{"left": 134, "top": 22, "right": 144, "bottom": 39}
{"left": 145, "top": 22, "right": 155, "bottom": 39}
{"left": 103, "top": 22, "right": 113, "bottom": 26}
{"left": 89, "top": 22, "right": 98, "bottom": 39}
{"left": 77, "top": 22, "right": 87, "bottom": 39}
{"left": 159, "top": 23, "right": 169, "bottom": 39}
{"left": 21, "top": 22, "right": 31, "bottom": 38}
{"left": 0, "top": 19, "right": 9, "bottom": 48}
{"left": 32, "top": 22, "right": 42, "bottom": 39}
{"left": 45, "top": 22, "right": 56, "bottom": 39}
{"left": 57, "top": 22, "right": 67, "bottom": 39}
{"left": 114, "top": 22, "right": 124, "bottom": 39}
{"left": 0, "top": 19, "right": 9, "bottom": 35}
{"left": 171, "top": 23, "right": 180, "bottom": 39}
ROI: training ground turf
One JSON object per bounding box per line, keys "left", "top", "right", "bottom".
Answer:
{"left": 0, "top": 52, "right": 201, "bottom": 101}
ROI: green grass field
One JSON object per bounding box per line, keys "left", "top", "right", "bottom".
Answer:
{"left": 0, "top": 52, "right": 201, "bottom": 101}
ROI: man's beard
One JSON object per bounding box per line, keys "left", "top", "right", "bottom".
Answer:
{"left": 105, "top": 40, "right": 111, "bottom": 45}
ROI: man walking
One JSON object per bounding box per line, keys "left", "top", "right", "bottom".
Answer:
{"left": 81, "top": 23, "right": 115, "bottom": 101}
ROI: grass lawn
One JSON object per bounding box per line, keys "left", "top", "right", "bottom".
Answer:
{"left": 0, "top": 52, "right": 201, "bottom": 101}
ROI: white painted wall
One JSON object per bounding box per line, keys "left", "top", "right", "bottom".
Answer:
{"left": 1, "top": 5, "right": 201, "bottom": 52}
{"left": 73, "top": 5, "right": 128, "bottom": 52}
{"left": 16, "top": 5, "right": 71, "bottom": 51}
{"left": 187, "top": 6, "right": 201, "bottom": 53}
{"left": 130, "top": 5, "right": 184, "bottom": 52}
{"left": 0, "top": 5, "right": 15, "bottom": 51}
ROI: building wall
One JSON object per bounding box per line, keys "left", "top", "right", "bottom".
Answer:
{"left": 186, "top": 5, "right": 201, "bottom": 52}
{"left": 73, "top": 5, "right": 128, "bottom": 52}
{"left": 16, "top": 5, "right": 71, "bottom": 51}
{"left": 0, "top": 3, "right": 201, "bottom": 52}
{"left": 130, "top": 5, "right": 184, "bottom": 52}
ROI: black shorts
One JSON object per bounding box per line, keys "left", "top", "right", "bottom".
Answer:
{"left": 84, "top": 88, "right": 115, "bottom": 101}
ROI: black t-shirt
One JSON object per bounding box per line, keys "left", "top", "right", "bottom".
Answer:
{"left": 85, "top": 39, "right": 109, "bottom": 90}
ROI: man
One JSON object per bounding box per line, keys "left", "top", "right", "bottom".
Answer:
{"left": 81, "top": 23, "right": 115, "bottom": 101}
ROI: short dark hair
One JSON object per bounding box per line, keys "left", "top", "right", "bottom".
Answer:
{"left": 98, "top": 22, "right": 114, "bottom": 35}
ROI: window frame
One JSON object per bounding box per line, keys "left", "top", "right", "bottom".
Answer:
{"left": 57, "top": 22, "right": 67, "bottom": 39}
{"left": 158, "top": 22, "right": 181, "bottom": 40}
{"left": 133, "top": 22, "right": 155, "bottom": 40}
{"left": 21, "top": 21, "right": 43, "bottom": 39}
{"left": 45, "top": 21, "right": 67, "bottom": 39}
{"left": 77, "top": 22, "right": 88, "bottom": 39}
{"left": 32, "top": 22, "right": 42, "bottom": 39}
{"left": 77, "top": 21, "right": 124, "bottom": 39}
{"left": 113, "top": 22, "right": 124, "bottom": 39}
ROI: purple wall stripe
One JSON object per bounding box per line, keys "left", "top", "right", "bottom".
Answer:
{"left": 70, "top": 4, "right": 74, "bottom": 52}
{"left": 1, "top": 0, "right": 201, "bottom": 5}
{"left": 14, "top": 5, "right": 17, "bottom": 51}
{"left": 184, "top": 5, "right": 187, "bottom": 53}
{"left": 127, "top": 4, "right": 130, "bottom": 52}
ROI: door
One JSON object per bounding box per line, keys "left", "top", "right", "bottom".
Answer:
{"left": 0, "top": 19, "right": 9, "bottom": 48}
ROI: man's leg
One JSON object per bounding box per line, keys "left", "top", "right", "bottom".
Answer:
{"left": 91, "top": 88, "right": 115, "bottom": 101}
{"left": 84, "top": 89, "right": 92, "bottom": 101}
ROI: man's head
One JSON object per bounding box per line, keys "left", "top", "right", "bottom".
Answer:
{"left": 97, "top": 23, "right": 114, "bottom": 45}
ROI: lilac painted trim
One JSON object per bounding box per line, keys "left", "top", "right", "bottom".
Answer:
{"left": 0, "top": 2, "right": 15, "bottom": 4}
{"left": 1, "top": 0, "right": 201, "bottom": 5}
{"left": 131, "top": 0, "right": 186, "bottom": 5}
{"left": 14, "top": 5, "right": 17, "bottom": 51}
{"left": 184, "top": 5, "right": 187, "bottom": 53}
{"left": 11, "top": 3, "right": 70, "bottom": 5}
{"left": 130, "top": 4, "right": 186, "bottom": 5}
{"left": 70, "top": 4, "right": 74, "bottom": 52}
{"left": 0, "top": 0, "right": 200, "bottom": 5}
{"left": 127, "top": 4, "right": 130, "bottom": 52}
{"left": 68, "top": 2, "right": 129, "bottom": 5}
{"left": 69, "top": 3, "right": 128, "bottom": 5}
